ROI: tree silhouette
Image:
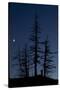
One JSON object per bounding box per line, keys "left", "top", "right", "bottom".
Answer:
{"left": 23, "top": 45, "right": 29, "bottom": 77}
{"left": 12, "top": 47, "right": 25, "bottom": 78}
{"left": 12, "top": 45, "right": 29, "bottom": 78}
{"left": 29, "top": 11, "right": 41, "bottom": 76}
{"left": 41, "top": 36, "right": 57, "bottom": 77}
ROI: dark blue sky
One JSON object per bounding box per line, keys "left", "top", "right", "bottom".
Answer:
{"left": 9, "top": 3, "right": 58, "bottom": 79}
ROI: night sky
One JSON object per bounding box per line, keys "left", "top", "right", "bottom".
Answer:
{"left": 9, "top": 3, "right": 58, "bottom": 79}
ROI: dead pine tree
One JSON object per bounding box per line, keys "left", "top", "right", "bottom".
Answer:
{"left": 12, "top": 47, "right": 25, "bottom": 78}
{"left": 43, "top": 36, "right": 57, "bottom": 77}
{"left": 12, "top": 47, "right": 22, "bottom": 78}
{"left": 23, "top": 44, "right": 29, "bottom": 77}
{"left": 13, "top": 45, "right": 29, "bottom": 78}
{"left": 30, "top": 10, "right": 41, "bottom": 76}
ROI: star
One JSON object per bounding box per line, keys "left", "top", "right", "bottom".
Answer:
{"left": 13, "top": 39, "right": 15, "bottom": 42}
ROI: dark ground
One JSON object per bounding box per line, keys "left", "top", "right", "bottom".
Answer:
{"left": 8, "top": 75, "right": 58, "bottom": 88}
